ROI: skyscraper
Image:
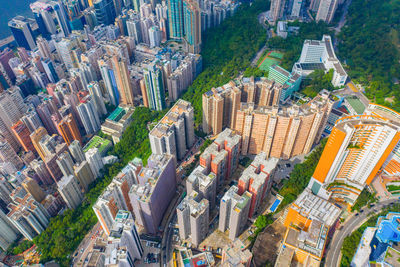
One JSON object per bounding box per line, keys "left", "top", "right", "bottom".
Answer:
{"left": 168, "top": 0, "right": 184, "bottom": 38}
{"left": 129, "top": 154, "right": 176, "bottom": 234}
{"left": 30, "top": 127, "right": 48, "bottom": 161}
{"left": 69, "top": 140, "right": 85, "bottom": 163}
{"left": 8, "top": 16, "right": 36, "bottom": 50}
{"left": 183, "top": 0, "right": 201, "bottom": 53}
{"left": 85, "top": 147, "right": 104, "bottom": 178}
{"left": 57, "top": 114, "right": 82, "bottom": 146}
{"left": 22, "top": 177, "right": 46, "bottom": 203}
{"left": 177, "top": 191, "right": 209, "bottom": 246}
{"left": 94, "top": 0, "right": 117, "bottom": 25}
{"left": 7, "top": 188, "right": 50, "bottom": 240}
{"left": 56, "top": 151, "right": 75, "bottom": 177}
{"left": 143, "top": 62, "right": 166, "bottom": 111}
{"left": 105, "top": 210, "right": 144, "bottom": 265}
{"left": 87, "top": 81, "right": 107, "bottom": 115}
{"left": 235, "top": 92, "right": 332, "bottom": 158}
{"left": 269, "top": 0, "right": 286, "bottom": 23}
{"left": 316, "top": 0, "right": 339, "bottom": 23}
{"left": 99, "top": 57, "right": 119, "bottom": 106}
{"left": 77, "top": 96, "right": 101, "bottom": 135}
{"left": 111, "top": 56, "right": 135, "bottom": 106}
{"left": 149, "top": 99, "right": 195, "bottom": 161}
{"left": 74, "top": 160, "right": 95, "bottom": 192}
{"left": 11, "top": 120, "right": 35, "bottom": 153}
{"left": 218, "top": 186, "right": 252, "bottom": 240}
{"left": 202, "top": 82, "right": 241, "bottom": 135}
{"left": 0, "top": 140, "right": 23, "bottom": 169}
{"left": 0, "top": 209, "right": 18, "bottom": 251}
{"left": 57, "top": 175, "right": 84, "bottom": 210}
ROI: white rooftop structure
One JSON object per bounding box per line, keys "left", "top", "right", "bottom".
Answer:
{"left": 292, "top": 188, "right": 341, "bottom": 227}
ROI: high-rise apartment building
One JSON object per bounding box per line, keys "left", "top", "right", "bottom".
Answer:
{"left": 57, "top": 175, "right": 84, "bottom": 210}
{"left": 269, "top": 0, "right": 286, "bottom": 23}
{"left": 93, "top": 159, "right": 141, "bottom": 234}
{"left": 202, "top": 82, "right": 241, "bottom": 135}
{"left": 57, "top": 114, "right": 82, "bottom": 146}
{"left": 235, "top": 90, "right": 332, "bottom": 158}
{"left": 142, "top": 61, "right": 166, "bottom": 111}
{"left": 11, "top": 120, "right": 35, "bottom": 153}
{"left": 30, "top": 159, "right": 53, "bottom": 185}
{"left": 0, "top": 209, "right": 18, "bottom": 250}
{"left": 183, "top": 0, "right": 201, "bottom": 53}
{"left": 74, "top": 160, "right": 95, "bottom": 192}
{"left": 149, "top": 99, "right": 195, "bottom": 161}
{"left": 7, "top": 187, "right": 50, "bottom": 240}
{"left": 56, "top": 151, "right": 75, "bottom": 177}
{"left": 218, "top": 185, "right": 252, "bottom": 240}
{"left": 186, "top": 165, "right": 217, "bottom": 208}
{"left": 85, "top": 147, "right": 104, "bottom": 178}
{"left": 168, "top": 0, "right": 184, "bottom": 39}
{"left": 202, "top": 77, "right": 284, "bottom": 135}
{"left": 88, "top": 81, "right": 107, "bottom": 115}
{"left": 22, "top": 177, "right": 46, "bottom": 203}
{"left": 77, "top": 95, "right": 101, "bottom": 135}
{"left": 69, "top": 140, "right": 85, "bottom": 164}
{"left": 0, "top": 140, "right": 24, "bottom": 169}
{"left": 268, "top": 65, "right": 302, "bottom": 102}
{"left": 30, "top": 127, "right": 48, "bottom": 161}
{"left": 316, "top": 0, "right": 339, "bottom": 23}
{"left": 105, "top": 210, "right": 144, "bottom": 263}
{"left": 177, "top": 191, "right": 209, "bottom": 246}
{"left": 237, "top": 153, "right": 278, "bottom": 218}
{"left": 200, "top": 128, "right": 241, "bottom": 186}
{"left": 111, "top": 56, "right": 135, "bottom": 106}
{"left": 129, "top": 154, "right": 176, "bottom": 234}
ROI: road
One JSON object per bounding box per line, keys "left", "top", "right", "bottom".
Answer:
{"left": 334, "top": 0, "right": 352, "bottom": 34}
{"left": 73, "top": 222, "right": 102, "bottom": 266}
{"left": 160, "top": 137, "right": 203, "bottom": 267}
{"left": 325, "top": 199, "right": 397, "bottom": 267}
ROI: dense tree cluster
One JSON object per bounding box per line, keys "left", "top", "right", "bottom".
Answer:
{"left": 301, "top": 69, "right": 338, "bottom": 97}
{"left": 182, "top": 0, "right": 268, "bottom": 125}
{"left": 337, "top": 0, "right": 400, "bottom": 108}
{"left": 351, "top": 188, "right": 377, "bottom": 212}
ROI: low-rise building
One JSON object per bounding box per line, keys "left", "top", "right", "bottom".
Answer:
{"left": 101, "top": 106, "right": 134, "bottom": 144}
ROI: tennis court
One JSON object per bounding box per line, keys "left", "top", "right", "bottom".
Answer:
{"left": 258, "top": 51, "right": 284, "bottom": 71}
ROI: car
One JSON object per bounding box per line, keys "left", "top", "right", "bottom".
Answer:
{"left": 80, "top": 248, "right": 84, "bottom": 253}
{"left": 355, "top": 213, "right": 359, "bottom": 216}
{"left": 360, "top": 210, "right": 364, "bottom": 213}
{"left": 248, "top": 230, "right": 253, "bottom": 235}
{"left": 203, "top": 246, "right": 206, "bottom": 251}
{"left": 370, "top": 204, "right": 375, "bottom": 207}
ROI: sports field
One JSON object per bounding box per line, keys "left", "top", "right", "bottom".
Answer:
{"left": 258, "top": 51, "right": 284, "bottom": 71}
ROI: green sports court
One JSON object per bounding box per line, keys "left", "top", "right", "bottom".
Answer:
{"left": 258, "top": 51, "right": 285, "bottom": 71}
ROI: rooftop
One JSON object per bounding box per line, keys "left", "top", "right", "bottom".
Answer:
{"left": 292, "top": 188, "right": 341, "bottom": 227}
{"left": 83, "top": 135, "right": 112, "bottom": 155}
